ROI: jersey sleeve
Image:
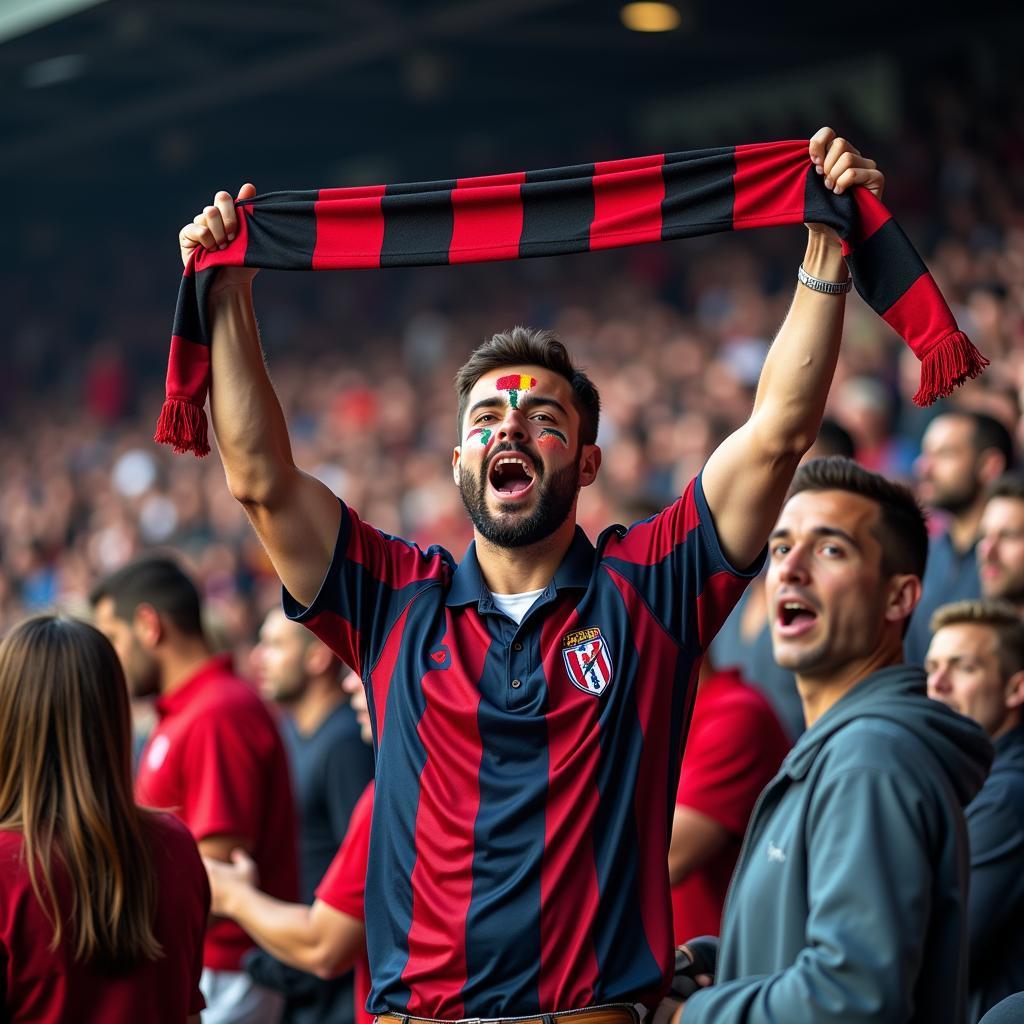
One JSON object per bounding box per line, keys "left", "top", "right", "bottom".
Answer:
{"left": 283, "top": 498, "right": 453, "bottom": 678}
{"left": 677, "top": 700, "right": 787, "bottom": 837}
{"left": 316, "top": 784, "right": 373, "bottom": 919}
{"left": 602, "top": 473, "right": 765, "bottom": 651}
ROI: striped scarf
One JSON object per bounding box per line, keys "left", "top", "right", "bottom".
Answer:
{"left": 157, "top": 139, "right": 986, "bottom": 457}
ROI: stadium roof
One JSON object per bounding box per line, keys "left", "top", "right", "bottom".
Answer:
{"left": 0, "top": 0, "right": 1015, "bottom": 258}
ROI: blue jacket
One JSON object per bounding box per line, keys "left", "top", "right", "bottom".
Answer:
{"left": 684, "top": 665, "right": 993, "bottom": 1024}
{"left": 965, "top": 722, "right": 1024, "bottom": 1022}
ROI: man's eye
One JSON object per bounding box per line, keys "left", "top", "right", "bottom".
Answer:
{"left": 821, "top": 544, "right": 844, "bottom": 557}
{"left": 770, "top": 544, "right": 789, "bottom": 557}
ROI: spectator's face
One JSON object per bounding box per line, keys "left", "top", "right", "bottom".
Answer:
{"left": 978, "top": 497, "right": 1024, "bottom": 604}
{"left": 915, "top": 416, "right": 980, "bottom": 514}
{"left": 252, "top": 609, "right": 309, "bottom": 704}
{"left": 452, "top": 365, "right": 600, "bottom": 548}
{"left": 92, "top": 597, "right": 160, "bottom": 699}
{"left": 926, "top": 623, "right": 1022, "bottom": 738}
{"left": 767, "top": 490, "right": 908, "bottom": 677}
{"left": 341, "top": 667, "right": 373, "bottom": 746}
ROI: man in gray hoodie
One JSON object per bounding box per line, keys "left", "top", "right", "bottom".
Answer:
{"left": 678, "top": 457, "right": 993, "bottom": 1024}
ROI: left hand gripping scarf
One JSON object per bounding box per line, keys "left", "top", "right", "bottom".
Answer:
{"left": 157, "top": 139, "right": 987, "bottom": 457}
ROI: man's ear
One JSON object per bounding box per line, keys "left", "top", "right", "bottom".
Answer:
{"left": 978, "top": 446, "right": 1009, "bottom": 488}
{"left": 133, "top": 603, "right": 163, "bottom": 650}
{"left": 579, "top": 444, "right": 602, "bottom": 488}
{"left": 452, "top": 445, "right": 462, "bottom": 486}
{"left": 303, "top": 640, "right": 335, "bottom": 678}
{"left": 884, "top": 574, "right": 922, "bottom": 626}
{"left": 1005, "top": 669, "right": 1024, "bottom": 711}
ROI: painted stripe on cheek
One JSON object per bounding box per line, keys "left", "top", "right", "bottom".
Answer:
{"left": 538, "top": 428, "right": 569, "bottom": 448}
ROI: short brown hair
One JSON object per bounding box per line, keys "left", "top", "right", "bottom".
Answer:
{"left": 930, "top": 598, "right": 1024, "bottom": 679}
{"left": 454, "top": 326, "right": 600, "bottom": 445}
{"left": 787, "top": 457, "right": 929, "bottom": 579}
{"left": 988, "top": 471, "right": 1024, "bottom": 503}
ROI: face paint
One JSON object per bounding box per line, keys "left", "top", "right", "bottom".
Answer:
{"left": 538, "top": 427, "right": 569, "bottom": 448}
{"left": 466, "top": 426, "right": 493, "bottom": 446}
{"left": 495, "top": 373, "right": 537, "bottom": 410}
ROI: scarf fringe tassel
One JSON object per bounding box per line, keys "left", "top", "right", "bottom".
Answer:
{"left": 154, "top": 398, "right": 210, "bottom": 458}
{"left": 912, "top": 331, "right": 990, "bottom": 407}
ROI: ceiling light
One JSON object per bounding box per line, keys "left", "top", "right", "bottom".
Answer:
{"left": 620, "top": 2, "right": 682, "bottom": 32}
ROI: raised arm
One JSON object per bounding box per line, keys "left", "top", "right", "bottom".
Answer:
{"left": 179, "top": 185, "right": 340, "bottom": 606}
{"left": 701, "top": 128, "right": 884, "bottom": 568}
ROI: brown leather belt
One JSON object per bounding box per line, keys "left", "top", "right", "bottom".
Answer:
{"left": 377, "top": 1005, "right": 639, "bottom": 1024}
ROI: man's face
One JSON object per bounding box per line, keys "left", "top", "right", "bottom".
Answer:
{"left": 341, "top": 668, "right": 373, "bottom": 746}
{"left": 767, "top": 490, "right": 899, "bottom": 677}
{"left": 926, "top": 623, "right": 1017, "bottom": 737}
{"left": 915, "top": 415, "right": 981, "bottom": 514}
{"left": 452, "top": 365, "right": 599, "bottom": 548}
{"left": 252, "top": 610, "right": 309, "bottom": 704}
{"left": 978, "top": 496, "right": 1024, "bottom": 603}
{"left": 93, "top": 596, "right": 160, "bottom": 699}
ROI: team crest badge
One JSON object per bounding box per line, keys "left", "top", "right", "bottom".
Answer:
{"left": 561, "top": 627, "right": 614, "bottom": 696}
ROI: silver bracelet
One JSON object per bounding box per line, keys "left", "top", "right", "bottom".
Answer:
{"left": 798, "top": 264, "right": 852, "bottom": 295}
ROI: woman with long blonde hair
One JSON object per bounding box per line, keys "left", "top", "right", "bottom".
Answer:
{"left": 0, "top": 615, "right": 209, "bottom": 1022}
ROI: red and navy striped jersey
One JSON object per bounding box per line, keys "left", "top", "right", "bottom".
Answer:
{"left": 285, "top": 473, "right": 761, "bottom": 1017}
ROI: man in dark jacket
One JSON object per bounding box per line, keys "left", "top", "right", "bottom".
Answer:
{"left": 926, "top": 599, "right": 1024, "bottom": 1022}
{"left": 678, "top": 457, "right": 993, "bottom": 1024}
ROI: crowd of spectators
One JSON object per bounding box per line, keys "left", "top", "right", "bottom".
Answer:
{"left": 2, "top": 73, "right": 1023, "bottom": 667}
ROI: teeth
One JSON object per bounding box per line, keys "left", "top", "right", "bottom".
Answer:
{"left": 783, "top": 602, "right": 806, "bottom": 610}
{"left": 494, "top": 457, "right": 533, "bottom": 477}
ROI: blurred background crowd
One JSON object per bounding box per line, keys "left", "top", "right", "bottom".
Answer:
{"left": 3, "top": 63, "right": 1023, "bottom": 666}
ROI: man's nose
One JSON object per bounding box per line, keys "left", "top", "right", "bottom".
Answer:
{"left": 927, "top": 667, "right": 952, "bottom": 695}
{"left": 777, "top": 546, "right": 810, "bottom": 582}
{"left": 978, "top": 535, "right": 997, "bottom": 563}
{"left": 497, "top": 408, "right": 528, "bottom": 441}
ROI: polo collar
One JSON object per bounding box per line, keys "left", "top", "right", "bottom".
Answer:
{"left": 155, "top": 652, "right": 233, "bottom": 717}
{"left": 445, "top": 526, "right": 596, "bottom": 610}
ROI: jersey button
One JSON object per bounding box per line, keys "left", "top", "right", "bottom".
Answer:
{"left": 511, "top": 678, "right": 523, "bottom": 689}
{"left": 512, "top": 642, "right": 523, "bottom": 651}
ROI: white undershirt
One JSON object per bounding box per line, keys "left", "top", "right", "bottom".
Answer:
{"left": 489, "top": 587, "right": 545, "bottom": 625}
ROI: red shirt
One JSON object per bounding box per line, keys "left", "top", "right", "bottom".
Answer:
{"left": 0, "top": 813, "right": 208, "bottom": 1023}
{"left": 672, "top": 669, "right": 791, "bottom": 942}
{"left": 135, "top": 654, "right": 299, "bottom": 970}
{"left": 316, "top": 782, "right": 373, "bottom": 1024}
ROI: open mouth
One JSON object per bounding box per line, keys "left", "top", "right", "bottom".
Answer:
{"left": 776, "top": 597, "right": 819, "bottom": 638}
{"left": 488, "top": 453, "right": 536, "bottom": 498}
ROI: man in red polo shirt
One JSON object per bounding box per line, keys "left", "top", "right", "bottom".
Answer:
{"left": 204, "top": 668, "right": 373, "bottom": 1024}
{"left": 92, "top": 556, "right": 299, "bottom": 1024}
{"left": 669, "top": 664, "right": 791, "bottom": 942}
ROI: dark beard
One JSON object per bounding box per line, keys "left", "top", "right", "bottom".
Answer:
{"left": 926, "top": 476, "right": 983, "bottom": 517}
{"left": 460, "top": 448, "right": 581, "bottom": 548}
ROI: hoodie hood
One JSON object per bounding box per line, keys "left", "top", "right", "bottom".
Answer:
{"left": 782, "top": 663, "right": 993, "bottom": 806}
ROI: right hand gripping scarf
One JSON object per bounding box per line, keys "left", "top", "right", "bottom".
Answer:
{"left": 157, "top": 139, "right": 986, "bottom": 457}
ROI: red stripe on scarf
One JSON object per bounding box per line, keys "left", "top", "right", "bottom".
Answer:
{"left": 732, "top": 141, "right": 806, "bottom": 229}
{"left": 850, "top": 186, "right": 891, "bottom": 244}
{"left": 590, "top": 154, "right": 665, "bottom": 251}
{"left": 312, "top": 185, "right": 386, "bottom": 268}
{"left": 450, "top": 173, "right": 526, "bottom": 263}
